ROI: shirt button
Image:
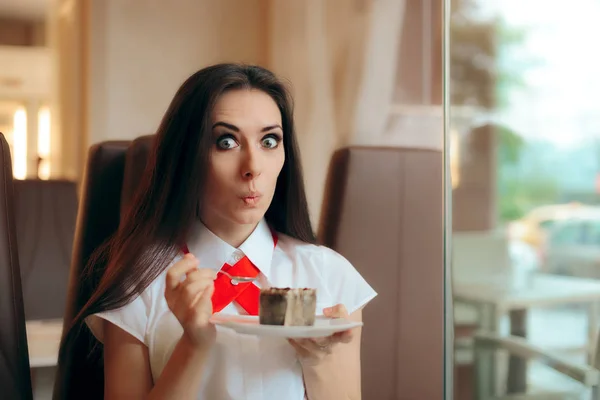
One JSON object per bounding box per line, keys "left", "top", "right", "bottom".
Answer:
{"left": 232, "top": 250, "right": 243, "bottom": 262}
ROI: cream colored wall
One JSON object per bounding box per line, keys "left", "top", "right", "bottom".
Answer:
{"left": 83, "top": 0, "right": 354, "bottom": 219}
{"left": 0, "top": 18, "right": 45, "bottom": 46}
{"left": 87, "top": 0, "right": 267, "bottom": 145}
{"left": 47, "top": 0, "right": 86, "bottom": 181}
{"left": 52, "top": 0, "right": 440, "bottom": 223}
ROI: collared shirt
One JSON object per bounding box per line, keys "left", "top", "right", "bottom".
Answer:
{"left": 88, "top": 219, "right": 377, "bottom": 400}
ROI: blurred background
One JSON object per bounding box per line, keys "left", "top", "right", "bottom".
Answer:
{"left": 451, "top": 0, "right": 600, "bottom": 399}
{"left": 5, "top": 0, "right": 600, "bottom": 399}
{"left": 1, "top": 1, "right": 445, "bottom": 399}
{"left": 0, "top": 0, "right": 442, "bottom": 224}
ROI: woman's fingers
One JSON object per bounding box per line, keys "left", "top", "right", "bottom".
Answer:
{"left": 177, "top": 275, "right": 214, "bottom": 309}
{"left": 289, "top": 303, "right": 354, "bottom": 363}
{"left": 168, "top": 267, "right": 216, "bottom": 315}
{"left": 321, "top": 304, "right": 353, "bottom": 343}
{"left": 165, "top": 255, "right": 216, "bottom": 315}
{"left": 199, "top": 281, "right": 215, "bottom": 304}
{"left": 323, "top": 304, "right": 349, "bottom": 319}
{"left": 288, "top": 338, "right": 332, "bottom": 366}
{"left": 307, "top": 339, "right": 333, "bottom": 354}
{"left": 289, "top": 338, "right": 332, "bottom": 355}
{"left": 194, "top": 283, "right": 215, "bottom": 319}
{"left": 165, "top": 254, "right": 199, "bottom": 290}
{"left": 163, "top": 256, "right": 218, "bottom": 347}
{"left": 288, "top": 339, "right": 312, "bottom": 358}
{"left": 332, "top": 330, "right": 353, "bottom": 344}
{"left": 182, "top": 268, "right": 218, "bottom": 285}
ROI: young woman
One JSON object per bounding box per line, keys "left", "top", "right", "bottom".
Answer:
{"left": 73, "top": 64, "right": 376, "bottom": 399}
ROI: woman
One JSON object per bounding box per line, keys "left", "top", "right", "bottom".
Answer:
{"left": 71, "top": 64, "right": 376, "bottom": 399}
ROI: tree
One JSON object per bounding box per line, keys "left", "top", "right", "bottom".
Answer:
{"left": 497, "top": 125, "right": 525, "bottom": 165}
{"left": 451, "top": 0, "right": 541, "bottom": 223}
{"left": 450, "top": 0, "right": 536, "bottom": 110}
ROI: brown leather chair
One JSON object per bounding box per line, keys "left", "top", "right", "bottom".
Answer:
{"left": 54, "top": 135, "right": 156, "bottom": 399}
{"left": 0, "top": 132, "right": 34, "bottom": 399}
{"left": 120, "top": 135, "right": 155, "bottom": 217}
{"left": 54, "top": 140, "right": 131, "bottom": 400}
{"left": 318, "top": 146, "right": 445, "bottom": 399}
{"left": 13, "top": 179, "right": 78, "bottom": 320}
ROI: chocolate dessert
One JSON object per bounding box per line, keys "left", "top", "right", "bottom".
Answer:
{"left": 259, "top": 288, "right": 317, "bottom": 326}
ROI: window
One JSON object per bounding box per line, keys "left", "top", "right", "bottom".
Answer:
{"left": 581, "top": 221, "right": 600, "bottom": 246}
{"left": 37, "top": 106, "right": 51, "bottom": 179}
{"left": 0, "top": 100, "right": 52, "bottom": 179}
{"left": 538, "top": 219, "right": 556, "bottom": 230}
{"left": 550, "top": 221, "right": 583, "bottom": 246}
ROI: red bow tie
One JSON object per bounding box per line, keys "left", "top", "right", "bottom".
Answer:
{"left": 181, "top": 232, "right": 277, "bottom": 315}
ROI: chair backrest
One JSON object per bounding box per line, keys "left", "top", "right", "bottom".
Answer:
{"left": 318, "top": 146, "right": 444, "bottom": 399}
{"left": 14, "top": 179, "right": 78, "bottom": 320}
{"left": 0, "top": 133, "right": 33, "bottom": 400}
{"left": 54, "top": 136, "right": 155, "bottom": 399}
{"left": 54, "top": 140, "right": 131, "bottom": 400}
{"left": 120, "top": 135, "right": 155, "bottom": 217}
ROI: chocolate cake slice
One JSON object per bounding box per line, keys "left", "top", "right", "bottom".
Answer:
{"left": 259, "top": 288, "right": 317, "bottom": 326}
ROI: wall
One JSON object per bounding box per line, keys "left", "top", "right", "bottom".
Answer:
{"left": 394, "top": 0, "right": 442, "bottom": 105}
{"left": 87, "top": 0, "right": 268, "bottom": 146}
{"left": 0, "top": 16, "right": 47, "bottom": 178}
{"left": 0, "top": 17, "right": 45, "bottom": 46}
{"left": 55, "top": 0, "right": 443, "bottom": 222}
{"left": 0, "top": 45, "right": 51, "bottom": 98}
{"left": 48, "top": 0, "right": 86, "bottom": 181}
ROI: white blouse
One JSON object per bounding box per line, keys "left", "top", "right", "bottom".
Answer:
{"left": 87, "top": 219, "right": 377, "bottom": 400}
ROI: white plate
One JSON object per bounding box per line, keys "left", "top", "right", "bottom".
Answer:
{"left": 210, "top": 314, "right": 362, "bottom": 338}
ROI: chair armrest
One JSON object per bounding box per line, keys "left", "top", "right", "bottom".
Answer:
{"left": 474, "top": 331, "right": 600, "bottom": 386}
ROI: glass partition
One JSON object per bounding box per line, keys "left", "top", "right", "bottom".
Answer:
{"left": 449, "top": 0, "right": 600, "bottom": 398}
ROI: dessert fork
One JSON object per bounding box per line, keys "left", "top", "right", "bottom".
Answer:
{"left": 218, "top": 270, "right": 256, "bottom": 285}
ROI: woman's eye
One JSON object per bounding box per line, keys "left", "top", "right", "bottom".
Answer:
{"left": 262, "top": 135, "right": 281, "bottom": 149}
{"left": 216, "top": 136, "right": 238, "bottom": 150}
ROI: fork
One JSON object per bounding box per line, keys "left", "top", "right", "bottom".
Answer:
{"left": 218, "top": 270, "right": 256, "bottom": 285}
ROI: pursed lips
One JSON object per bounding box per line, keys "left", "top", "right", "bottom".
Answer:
{"left": 240, "top": 192, "right": 261, "bottom": 205}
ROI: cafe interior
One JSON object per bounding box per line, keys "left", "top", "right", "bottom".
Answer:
{"left": 3, "top": 0, "right": 600, "bottom": 399}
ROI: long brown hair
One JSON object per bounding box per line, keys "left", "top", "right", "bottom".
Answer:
{"left": 72, "top": 63, "right": 314, "bottom": 334}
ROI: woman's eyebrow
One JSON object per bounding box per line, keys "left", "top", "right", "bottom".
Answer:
{"left": 212, "top": 121, "right": 283, "bottom": 132}
{"left": 261, "top": 124, "right": 283, "bottom": 132}
{"left": 212, "top": 121, "right": 239, "bottom": 131}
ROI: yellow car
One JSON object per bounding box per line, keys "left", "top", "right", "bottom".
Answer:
{"left": 508, "top": 203, "right": 599, "bottom": 248}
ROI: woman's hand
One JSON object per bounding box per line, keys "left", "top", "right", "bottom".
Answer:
{"left": 165, "top": 254, "right": 217, "bottom": 350}
{"left": 288, "top": 304, "right": 353, "bottom": 366}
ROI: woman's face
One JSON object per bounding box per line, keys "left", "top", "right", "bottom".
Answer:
{"left": 200, "top": 89, "right": 285, "bottom": 230}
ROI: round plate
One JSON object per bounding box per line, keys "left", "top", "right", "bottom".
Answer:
{"left": 210, "top": 314, "right": 362, "bottom": 338}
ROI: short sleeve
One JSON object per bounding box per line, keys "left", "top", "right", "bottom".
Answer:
{"left": 320, "top": 246, "right": 377, "bottom": 315}
{"left": 85, "top": 292, "right": 150, "bottom": 345}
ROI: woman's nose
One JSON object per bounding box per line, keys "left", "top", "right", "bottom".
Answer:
{"left": 241, "top": 147, "right": 262, "bottom": 179}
